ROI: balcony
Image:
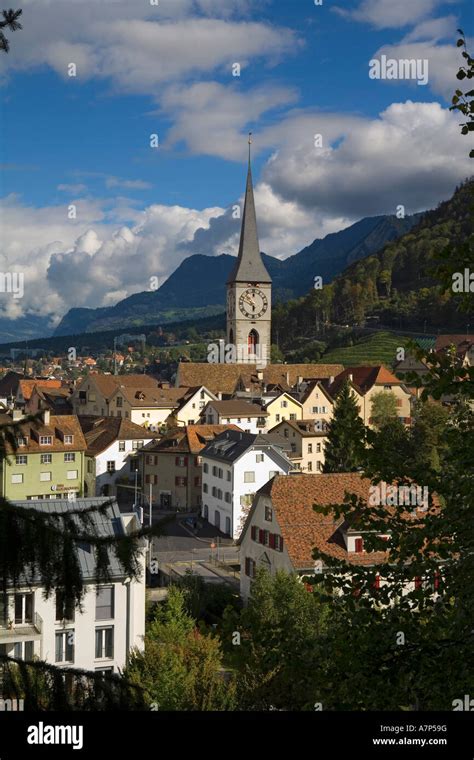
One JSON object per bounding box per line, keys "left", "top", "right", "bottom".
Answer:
{"left": 0, "top": 613, "right": 43, "bottom": 642}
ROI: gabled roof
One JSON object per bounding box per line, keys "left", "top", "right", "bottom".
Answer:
{"left": 269, "top": 418, "right": 328, "bottom": 438}
{"left": 142, "top": 424, "right": 241, "bottom": 455}
{"left": 200, "top": 428, "right": 293, "bottom": 465}
{"left": 18, "top": 379, "right": 63, "bottom": 401}
{"left": 1, "top": 414, "right": 87, "bottom": 453}
{"left": 176, "top": 363, "right": 344, "bottom": 395}
{"left": 111, "top": 384, "right": 188, "bottom": 409}
{"left": 241, "top": 473, "right": 387, "bottom": 569}
{"left": 435, "top": 334, "right": 474, "bottom": 353}
{"left": 327, "top": 366, "right": 403, "bottom": 398}
{"left": 79, "top": 416, "right": 159, "bottom": 456}
{"left": 227, "top": 158, "right": 271, "bottom": 285}
{"left": 83, "top": 373, "right": 159, "bottom": 401}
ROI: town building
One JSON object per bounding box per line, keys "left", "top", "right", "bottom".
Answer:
{"left": 0, "top": 411, "right": 87, "bottom": 501}
{"left": 200, "top": 429, "right": 293, "bottom": 539}
{"left": 327, "top": 366, "right": 413, "bottom": 426}
{"left": 201, "top": 399, "right": 267, "bottom": 434}
{"left": 140, "top": 424, "right": 240, "bottom": 511}
{"left": 79, "top": 416, "right": 158, "bottom": 498}
{"left": 268, "top": 419, "right": 327, "bottom": 472}
{"left": 239, "top": 473, "right": 388, "bottom": 601}
{"left": 0, "top": 498, "right": 146, "bottom": 674}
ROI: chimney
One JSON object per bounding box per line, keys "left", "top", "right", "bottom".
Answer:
{"left": 329, "top": 375, "right": 334, "bottom": 385}
{"left": 286, "top": 371, "right": 290, "bottom": 386}
{"left": 43, "top": 410, "right": 50, "bottom": 425}
{"left": 217, "top": 392, "right": 222, "bottom": 400}
{"left": 348, "top": 373, "right": 353, "bottom": 383}
{"left": 297, "top": 375, "right": 303, "bottom": 386}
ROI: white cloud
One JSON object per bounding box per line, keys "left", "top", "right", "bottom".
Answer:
{"left": 261, "top": 101, "right": 470, "bottom": 218}
{"left": 57, "top": 183, "right": 87, "bottom": 194}
{"left": 105, "top": 177, "right": 152, "bottom": 190}
{"left": 334, "top": 0, "right": 457, "bottom": 29}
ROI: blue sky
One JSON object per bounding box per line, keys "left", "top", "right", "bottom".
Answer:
{"left": 0, "top": 0, "right": 472, "bottom": 331}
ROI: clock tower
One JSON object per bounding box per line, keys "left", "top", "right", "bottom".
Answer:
{"left": 226, "top": 135, "right": 272, "bottom": 364}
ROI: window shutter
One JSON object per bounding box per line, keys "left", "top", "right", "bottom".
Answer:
{"left": 279, "top": 536, "right": 284, "bottom": 552}
{"left": 251, "top": 526, "right": 257, "bottom": 541}
{"left": 269, "top": 533, "right": 275, "bottom": 549}
{"left": 259, "top": 529, "right": 264, "bottom": 544}
{"left": 245, "top": 557, "right": 250, "bottom": 577}
{"left": 175, "top": 456, "right": 179, "bottom": 466}
{"left": 355, "top": 538, "right": 364, "bottom": 552}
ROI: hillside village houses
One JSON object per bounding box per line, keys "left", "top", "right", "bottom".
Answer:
{"left": 239, "top": 473, "right": 426, "bottom": 601}
{"left": 325, "top": 366, "right": 413, "bottom": 426}
{"left": 268, "top": 419, "right": 328, "bottom": 472}
{"left": 0, "top": 497, "right": 146, "bottom": 673}
{"left": 201, "top": 399, "right": 267, "bottom": 434}
{"left": 0, "top": 411, "right": 87, "bottom": 501}
{"left": 200, "top": 429, "right": 294, "bottom": 539}
{"left": 140, "top": 425, "right": 240, "bottom": 511}
{"left": 79, "top": 416, "right": 159, "bottom": 498}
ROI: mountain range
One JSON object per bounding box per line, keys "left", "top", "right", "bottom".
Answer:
{"left": 52, "top": 212, "right": 417, "bottom": 337}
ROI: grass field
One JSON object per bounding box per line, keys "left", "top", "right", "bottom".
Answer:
{"left": 321, "top": 332, "right": 410, "bottom": 366}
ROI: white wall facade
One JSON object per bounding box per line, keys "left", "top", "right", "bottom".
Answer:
{"left": 95, "top": 437, "right": 153, "bottom": 496}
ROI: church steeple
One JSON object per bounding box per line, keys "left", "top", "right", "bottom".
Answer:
{"left": 227, "top": 134, "right": 272, "bottom": 285}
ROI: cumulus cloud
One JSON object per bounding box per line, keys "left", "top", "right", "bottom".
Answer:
{"left": 261, "top": 101, "right": 470, "bottom": 218}
{"left": 0, "top": 3, "right": 297, "bottom": 94}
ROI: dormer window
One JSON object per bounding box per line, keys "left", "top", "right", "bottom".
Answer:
{"left": 17, "top": 436, "right": 28, "bottom": 447}
{"left": 39, "top": 435, "right": 53, "bottom": 446}
{"left": 64, "top": 435, "right": 73, "bottom": 445}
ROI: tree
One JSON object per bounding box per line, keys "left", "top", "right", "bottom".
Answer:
{"left": 323, "top": 380, "right": 366, "bottom": 472}
{"left": 125, "top": 587, "right": 235, "bottom": 711}
{"left": 410, "top": 399, "right": 449, "bottom": 472}
{"left": 311, "top": 345, "right": 474, "bottom": 710}
{"left": 227, "top": 570, "right": 330, "bottom": 710}
{"left": 450, "top": 29, "right": 474, "bottom": 157}
{"left": 369, "top": 390, "right": 398, "bottom": 429}
{"left": 0, "top": 8, "right": 22, "bottom": 52}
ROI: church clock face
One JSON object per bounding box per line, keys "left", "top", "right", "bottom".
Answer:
{"left": 238, "top": 288, "right": 268, "bottom": 319}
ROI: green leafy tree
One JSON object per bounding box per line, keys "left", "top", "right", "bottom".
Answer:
{"left": 450, "top": 29, "right": 474, "bottom": 157}
{"left": 228, "top": 570, "right": 330, "bottom": 710}
{"left": 125, "top": 587, "right": 235, "bottom": 711}
{"left": 0, "top": 8, "right": 22, "bottom": 52}
{"left": 369, "top": 390, "right": 398, "bottom": 429}
{"left": 323, "top": 380, "right": 366, "bottom": 472}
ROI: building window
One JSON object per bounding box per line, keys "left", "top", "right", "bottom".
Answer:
{"left": 203, "top": 483, "right": 208, "bottom": 493}
{"left": 64, "top": 452, "right": 75, "bottom": 462}
{"left": 289, "top": 413, "right": 297, "bottom": 421}
{"left": 13, "top": 641, "right": 34, "bottom": 661}
{"left": 41, "top": 454, "right": 52, "bottom": 464}
{"left": 212, "top": 466, "right": 218, "bottom": 476}
{"left": 39, "top": 436, "right": 52, "bottom": 445}
{"left": 225, "top": 492, "right": 231, "bottom": 503}
{"left": 316, "top": 443, "right": 321, "bottom": 453}
{"left": 116, "top": 397, "right": 123, "bottom": 408}
{"left": 11, "top": 473, "right": 23, "bottom": 484}
{"left": 316, "top": 461, "right": 322, "bottom": 472}
{"left": 274, "top": 534, "right": 284, "bottom": 552}
{"left": 218, "top": 468, "right": 223, "bottom": 478}
{"left": 87, "top": 459, "right": 94, "bottom": 474}
{"left": 67, "top": 470, "right": 78, "bottom": 480}
{"left": 245, "top": 557, "right": 256, "bottom": 578}
{"left": 96, "top": 587, "right": 114, "bottom": 621}
{"left": 308, "top": 444, "right": 313, "bottom": 454}
{"left": 118, "top": 441, "right": 125, "bottom": 452}
{"left": 15, "top": 455, "right": 28, "bottom": 465}
{"left": 256, "top": 453, "right": 264, "bottom": 463}
{"left": 307, "top": 462, "right": 312, "bottom": 472}
{"left": 354, "top": 538, "right": 364, "bottom": 552}
{"left": 64, "top": 435, "right": 73, "bottom": 445}
{"left": 227, "top": 471, "right": 231, "bottom": 481}
{"left": 15, "top": 593, "right": 33, "bottom": 624}
{"left": 276, "top": 414, "right": 280, "bottom": 422}
{"left": 106, "top": 461, "right": 116, "bottom": 473}
{"left": 281, "top": 400, "right": 288, "bottom": 408}
{"left": 244, "top": 471, "right": 255, "bottom": 483}
{"left": 225, "top": 516, "right": 231, "bottom": 535}
{"left": 39, "top": 471, "right": 52, "bottom": 482}
{"left": 55, "top": 631, "right": 74, "bottom": 663}
{"left": 95, "top": 627, "right": 114, "bottom": 659}
{"left": 203, "top": 463, "right": 209, "bottom": 473}
{"left": 16, "top": 436, "right": 28, "bottom": 447}
{"left": 264, "top": 505, "right": 273, "bottom": 522}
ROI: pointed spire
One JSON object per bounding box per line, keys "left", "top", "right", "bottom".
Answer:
{"left": 227, "top": 134, "right": 272, "bottom": 284}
